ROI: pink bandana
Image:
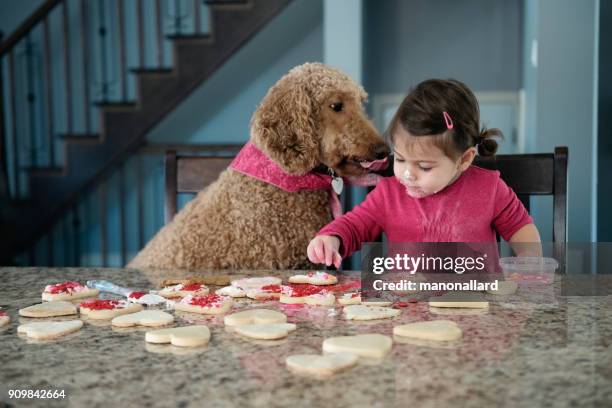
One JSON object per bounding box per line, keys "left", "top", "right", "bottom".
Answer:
{"left": 230, "top": 142, "right": 387, "bottom": 219}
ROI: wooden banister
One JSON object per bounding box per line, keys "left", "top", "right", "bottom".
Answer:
{"left": 0, "top": 0, "right": 63, "bottom": 57}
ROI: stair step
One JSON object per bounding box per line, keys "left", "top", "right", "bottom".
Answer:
{"left": 166, "top": 34, "right": 213, "bottom": 42}
{"left": 24, "top": 166, "right": 65, "bottom": 177}
{"left": 130, "top": 68, "right": 174, "bottom": 75}
{"left": 205, "top": 0, "right": 251, "bottom": 5}
{"left": 58, "top": 133, "right": 100, "bottom": 144}
{"left": 95, "top": 101, "right": 137, "bottom": 112}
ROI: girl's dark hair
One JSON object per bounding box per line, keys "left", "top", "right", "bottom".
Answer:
{"left": 386, "top": 79, "right": 503, "bottom": 158}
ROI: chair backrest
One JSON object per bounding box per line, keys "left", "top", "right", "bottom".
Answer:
{"left": 164, "top": 150, "right": 236, "bottom": 224}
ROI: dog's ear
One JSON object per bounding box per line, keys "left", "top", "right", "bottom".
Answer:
{"left": 250, "top": 83, "right": 319, "bottom": 175}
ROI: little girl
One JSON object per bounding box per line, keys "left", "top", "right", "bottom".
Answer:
{"left": 307, "top": 79, "right": 541, "bottom": 268}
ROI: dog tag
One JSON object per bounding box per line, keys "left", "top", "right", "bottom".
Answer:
{"left": 331, "top": 177, "right": 344, "bottom": 195}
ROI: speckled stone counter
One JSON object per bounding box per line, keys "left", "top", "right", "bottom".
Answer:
{"left": 0, "top": 267, "right": 611, "bottom": 408}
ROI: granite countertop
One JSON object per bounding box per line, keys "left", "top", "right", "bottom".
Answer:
{"left": 0, "top": 267, "right": 611, "bottom": 408}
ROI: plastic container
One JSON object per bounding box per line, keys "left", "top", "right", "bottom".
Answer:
{"left": 499, "top": 257, "right": 559, "bottom": 284}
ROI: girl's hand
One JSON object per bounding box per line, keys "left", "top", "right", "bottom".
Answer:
{"left": 307, "top": 235, "right": 342, "bottom": 268}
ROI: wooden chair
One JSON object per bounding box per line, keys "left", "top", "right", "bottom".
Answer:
{"left": 164, "top": 149, "right": 239, "bottom": 224}
{"left": 346, "top": 146, "right": 569, "bottom": 271}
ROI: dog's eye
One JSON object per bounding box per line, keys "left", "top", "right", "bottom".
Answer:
{"left": 330, "top": 102, "right": 343, "bottom": 112}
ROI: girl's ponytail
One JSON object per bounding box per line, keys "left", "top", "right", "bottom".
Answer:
{"left": 476, "top": 127, "right": 503, "bottom": 157}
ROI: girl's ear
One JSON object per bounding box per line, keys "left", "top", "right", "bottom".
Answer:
{"left": 458, "top": 147, "right": 477, "bottom": 171}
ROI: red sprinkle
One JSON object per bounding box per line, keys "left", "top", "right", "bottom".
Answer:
{"left": 261, "top": 284, "right": 281, "bottom": 293}
{"left": 0, "top": 311, "right": 7, "bottom": 316}
{"left": 128, "top": 291, "right": 146, "bottom": 300}
{"left": 80, "top": 299, "right": 122, "bottom": 310}
{"left": 181, "top": 283, "right": 203, "bottom": 291}
{"left": 188, "top": 294, "right": 222, "bottom": 307}
{"left": 393, "top": 299, "right": 418, "bottom": 308}
{"left": 46, "top": 281, "right": 84, "bottom": 294}
{"left": 285, "top": 284, "right": 324, "bottom": 297}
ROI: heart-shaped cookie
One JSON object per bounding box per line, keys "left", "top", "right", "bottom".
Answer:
{"left": 17, "top": 320, "right": 83, "bottom": 340}
{"left": 231, "top": 276, "right": 282, "bottom": 290}
{"left": 233, "top": 323, "right": 297, "bottom": 340}
{"left": 428, "top": 292, "right": 489, "bottom": 308}
{"left": 42, "top": 281, "right": 99, "bottom": 302}
{"left": 158, "top": 283, "right": 210, "bottom": 299}
{"left": 288, "top": 271, "right": 338, "bottom": 285}
{"left": 322, "top": 334, "right": 392, "bottom": 358}
{"left": 19, "top": 301, "right": 77, "bottom": 318}
{"left": 174, "top": 294, "right": 233, "bottom": 315}
{"left": 79, "top": 299, "right": 143, "bottom": 319}
{"left": 224, "top": 309, "right": 287, "bottom": 326}
{"left": 393, "top": 320, "right": 462, "bottom": 341}
{"left": 111, "top": 310, "right": 174, "bottom": 327}
{"left": 145, "top": 325, "right": 210, "bottom": 347}
{"left": 215, "top": 286, "right": 246, "bottom": 298}
{"left": 286, "top": 352, "right": 358, "bottom": 376}
{"left": 343, "top": 305, "right": 400, "bottom": 320}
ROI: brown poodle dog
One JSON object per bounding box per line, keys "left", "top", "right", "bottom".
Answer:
{"left": 128, "top": 62, "right": 389, "bottom": 270}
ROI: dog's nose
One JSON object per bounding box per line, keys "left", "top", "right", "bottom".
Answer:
{"left": 374, "top": 143, "right": 390, "bottom": 160}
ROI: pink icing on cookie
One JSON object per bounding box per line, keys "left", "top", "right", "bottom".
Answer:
{"left": 281, "top": 284, "right": 325, "bottom": 297}
{"left": 45, "top": 281, "right": 86, "bottom": 294}
{"left": 80, "top": 299, "right": 125, "bottom": 310}
{"left": 184, "top": 294, "right": 227, "bottom": 308}
{"left": 128, "top": 291, "right": 146, "bottom": 300}
{"left": 180, "top": 283, "right": 203, "bottom": 291}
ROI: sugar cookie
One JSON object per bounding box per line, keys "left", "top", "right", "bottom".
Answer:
{"left": 224, "top": 309, "right": 287, "bottom": 326}
{"left": 130, "top": 292, "right": 168, "bottom": 306}
{"left": 322, "top": 334, "right": 392, "bottom": 358}
{"left": 338, "top": 292, "right": 362, "bottom": 305}
{"left": 428, "top": 292, "right": 489, "bottom": 308}
{"left": 246, "top": 284, "right": 281, "bottom": 300}
{"left": 42, "top": 281, "right": 99, "bottom": 302}
{"left": 215, "top": 286, "right": 246, "bottom": 298}
{"left": 233, "top": 323, "right": 297, "bottom": 340}
{"left": 231, "top": 276, "right": 282, "bottom": 290}
{"left": 79, "top": 299, "right": 143, "bottom": 319}
{"left": 288, "top": 271, "right": 338, "bottom": 285}
{"left": 19, "top": 301, "right": 77, "bottom": 318}
{"left": 343, "top": 305, "right": 400, "bottom": 321}
{"left": 174, "top": 294, "right": 233, "bottom": 314}
{"left": 279, "top": 285, "right": 335, "bottom": 305}
{"left": 486, "top": 280, "right": 518, "bottom": 295}
{"left": 111, "top": 310, "right": 174, "bottom": 327}
{"left": 0, "top": 311, "right": 9, "bottom": 327}
{"left": 393, "top": 320, "right": 462, "bottom": 341}
{"left": 286, "top": 353, "right": 358, "bottom": 377}
{"left": 158, "top": 283, "right": 209, "bottom": 299}
{"left": 338, "top": 292, "right": 393, "bottom": 307}
{"left": 145, "top": 325, "right": 210, "bottom": 347}
{"left": 17, "top": 320, "right": 83, "bottom": 340}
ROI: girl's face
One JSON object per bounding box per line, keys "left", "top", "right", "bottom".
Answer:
{"left": 393, "top": 128, "right": 475, "bottom": 198}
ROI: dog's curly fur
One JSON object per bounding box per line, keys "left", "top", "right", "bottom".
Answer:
{"left": 127, "top": 62, "right": 388, "bottom": 270}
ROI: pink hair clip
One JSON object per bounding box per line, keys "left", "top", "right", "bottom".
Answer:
{"left": 443, "top": 111, "right": 454, "bottom": 129}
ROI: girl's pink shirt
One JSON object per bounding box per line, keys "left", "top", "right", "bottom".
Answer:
{"left": 317, "top": 165, "right": 533, "bottom": 258}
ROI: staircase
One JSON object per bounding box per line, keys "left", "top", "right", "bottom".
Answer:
{"left": 0, "top": 0, "right": 292, "bottom": 264}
